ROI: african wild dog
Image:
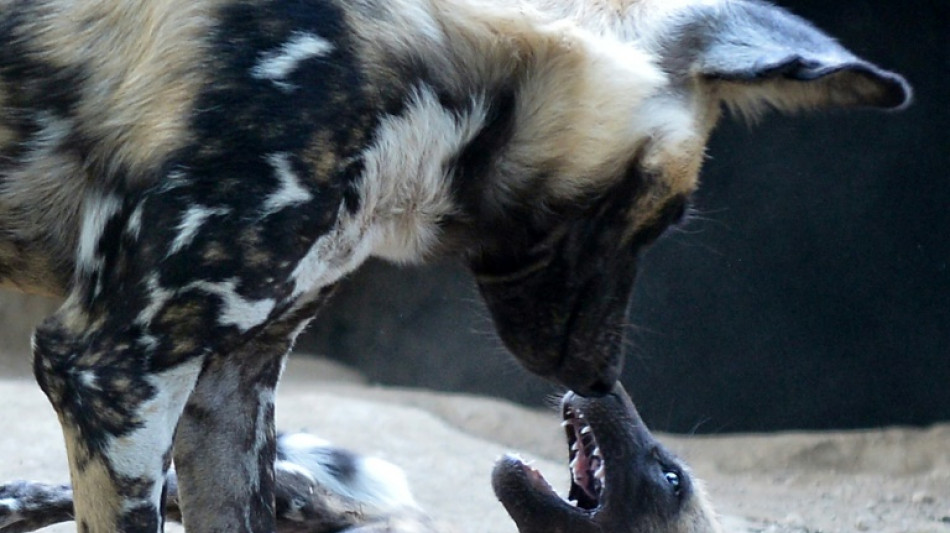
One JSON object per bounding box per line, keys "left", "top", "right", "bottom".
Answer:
{"left": 494, "top": 383, "right": 722, "bottom": 533}
{"left": 0, "top": 0, "right": 908, "bottom": 530}
{"left": 0, "top": 385, "right": 718, "bottom": 533}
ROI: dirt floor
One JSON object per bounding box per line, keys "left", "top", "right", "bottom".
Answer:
{"left": 1, "top": 348, "right": 947, "bottom": 533}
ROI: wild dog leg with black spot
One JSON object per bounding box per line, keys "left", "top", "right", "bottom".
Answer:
{"left": 26, "top": 125, "right": 365, "bottom": 532}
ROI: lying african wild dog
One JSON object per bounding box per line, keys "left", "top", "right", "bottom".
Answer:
{"left": 494, "top": 383, "right": 721, "bottom": 533}
{"left": 0, "top": 385, "right": 719, "bottom": 533}
{"left": 0, "top": 0, "right": 908, "bottom": 530}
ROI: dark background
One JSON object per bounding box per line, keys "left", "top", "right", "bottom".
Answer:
{"left": 299, "top": 0, "right": 949, "bottom": 433}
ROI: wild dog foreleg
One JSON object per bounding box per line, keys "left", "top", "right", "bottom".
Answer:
{"left": 172, "top": 301, "right": 327, "bottom": 532}
{"left": 32, "top": 308, "right": 205, "bottom": 532}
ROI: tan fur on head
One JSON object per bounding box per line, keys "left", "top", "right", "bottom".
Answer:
{"left": 678, "top": 473, "right": 724, "bottom": 533}
{"left": 350, "top": 0, "right": 704, "bottom": 215}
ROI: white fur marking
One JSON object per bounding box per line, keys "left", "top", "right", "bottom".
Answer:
{"left": 77, "top": 370, "right": 99, "bottom": 390}
{"left": 264, "top": 153, "right": 313, "bottom": 214}
{"left": 252, "top": 32, "right": 334, "bottom": 91}
{"left": 0, "top": 498, "right": 22, "bottom": 525}
{"left": 190, "top": 279, "right": 276, "bottom": 332}
{"left": 288, "top": 87, "right": 482, "bottom": 297}
{"left": 630, "top": 95, "right": 699, "bottom": 148}
{"left": 273, "top": 460, "right": 316, "bottom": 521}
{"left": 136, "top": 275, "right": 173, "bottom": 327}
{"left": 77, "top": 194, "right": 123, "bottom": 274}
{"left": 243, "top": 387, "right": 277, "bottom": 496}
{"left": 126, "top": 203, "right": 144, "bottom": 240}
{"left": 363, "top": 87, "right": 484, "bottom": 263}
{"left": 168, "top": 206, "right": 231, "bottom": 257}
{"left": 105, "top": 359, "right": 203, "bottom": 508}
{"left": 277, "top": 433, "right": 418, "bottom": 513}
{"left": 288, "top": 204, "right": 371, "bottom": 299}
{"left": 280, "top": 432, "right": 331, "bottom": 450}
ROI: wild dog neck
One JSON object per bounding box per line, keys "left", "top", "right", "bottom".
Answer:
{"left": 351, "top": 0, "right": 708, "bottom": 264}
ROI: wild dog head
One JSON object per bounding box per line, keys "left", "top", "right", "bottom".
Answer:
{"left": 493, "top": 383, "right": 721, "bottom": 532}
{"left": 454, "top": 0, "right": 910, "bottom": 396}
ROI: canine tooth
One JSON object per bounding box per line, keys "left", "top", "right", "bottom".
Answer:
{"left": 580, "top": 426, "right": 592, "bottom": 435}
{"left": 561, "top": 420, "right": 571, "bottom": 428}
{"left": 571, "top": 441, "right": 580, "bottom": 452}
{"left": 592, "top": 447, "right": 601, "bottom": 458}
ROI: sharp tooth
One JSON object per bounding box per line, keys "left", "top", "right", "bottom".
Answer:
{"left": 561, "top": 420, "right": 571, "bottom": 428}
{"left": 595, "top": 465, "right": 605, "bottom": 480}
{"left": 580, "top": 426, "right": 592, "bottom": 435}
{"left": 569, "top": 499, "right": 578, "bottom": 507}
{"left": 571, "top": 441, "right": 580, "bottom": 452}
{"left": 592, "top": 447, "right": 601, "bottom": 458}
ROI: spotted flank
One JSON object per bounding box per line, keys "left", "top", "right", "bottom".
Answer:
{"left": 0, "top": 0, "right": 908, "bottom": 531}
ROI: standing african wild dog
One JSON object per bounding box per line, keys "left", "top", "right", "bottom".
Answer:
{"left": 0, "top": 0, "right": 908, "bottom": 531}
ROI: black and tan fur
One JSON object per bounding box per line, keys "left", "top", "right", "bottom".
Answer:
{"left": 0, "top": 0, "right": 908, "bottom": 530}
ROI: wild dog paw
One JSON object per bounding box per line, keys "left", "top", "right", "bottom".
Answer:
{"left": 0, "top": 482, "right": 30, "bottom": 529}
{"left": 0, "top": 481, "right": 73, "bottom": 533}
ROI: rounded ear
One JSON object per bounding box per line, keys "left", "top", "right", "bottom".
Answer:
{"left": 671, "top": 0, "right": 911, "bottom": 116}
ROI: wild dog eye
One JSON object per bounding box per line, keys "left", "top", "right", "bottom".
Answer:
{"left": 663, "top": 470, "right": 681, "bottom": 494}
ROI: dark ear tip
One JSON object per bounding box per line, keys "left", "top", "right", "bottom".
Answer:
{"left": 876, "top": 73, "right": 913, "bottom": 111}
{"left": 827, "top": 62, "right": 912, "bottom": 110}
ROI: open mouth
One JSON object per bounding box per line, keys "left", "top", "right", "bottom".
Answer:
{"left": 563, "top": 403, "right": 605, "bottom": 510}
{"left": 505, "top": 400, "right": 607, "bottom": 514}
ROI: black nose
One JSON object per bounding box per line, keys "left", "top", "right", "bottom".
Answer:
{"left": 573, "top": 376, "right": 615, "bottom": 397}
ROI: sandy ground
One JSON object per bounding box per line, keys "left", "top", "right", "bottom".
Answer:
{"left": 1, "top": 351, "right": 948, "bottom": 533}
